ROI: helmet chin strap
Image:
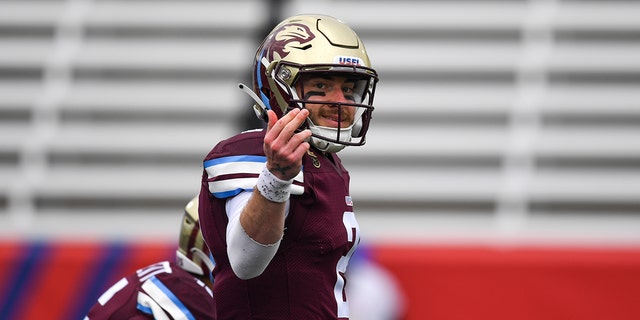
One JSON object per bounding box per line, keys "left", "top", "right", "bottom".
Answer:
{"left": 306, "top": 105, "right": 366, "bottom": 153}
{"left": 191, "top": 247, "right": 216, "bottom": 274}
{"left": 239, "top": 83, "right": 269, "bottom": 122}
{"left": 176, "top": 249, "right": 204, "bottom": 275}
{"left": 310, "top": 136, "right": 345, "bottom": 153}
{"left": 175, "top": 247, "right": 216, "bottom": 276}
{"left": 307, "top": 120, "right": 355, "bottom": 153}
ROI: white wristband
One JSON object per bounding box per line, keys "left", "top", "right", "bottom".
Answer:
{"left": 256, "top": 166, "right": 293, "bottom": 202}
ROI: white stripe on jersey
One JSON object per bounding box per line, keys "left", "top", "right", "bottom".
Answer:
{"left": 141, "top": 276, "right": 195, "bottom": 320}
{"left": 208, "top": 177, "right": 260, "bottom": 198}
{"left": 137, "top": 291, "right": 171, "bottom": 320}
{"left": 97, "top": 277, "right": 128, "bottom": 306}
{"left": 206, "top": 157, "right": 266, "bottom": 177}
{"left": 205, "top": 155, "right": 304, "bottom": 198}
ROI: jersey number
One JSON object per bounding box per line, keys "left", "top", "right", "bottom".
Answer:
{"left": 334, "top": 211, "right": 360, "bottom": 318}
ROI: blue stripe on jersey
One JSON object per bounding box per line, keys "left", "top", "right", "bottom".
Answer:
{"left": 149, "top": 276, "right": 196, "bottom": 320}
{"left": 137, "top": 302, "right": 153, "bottom": 315}
{"left": 205, "top": 155, "right": 266, "bottom": 199}
{"left": 0, "top": 241, "right": 47, "bottom": 319}
{"left": 214, "top": 188, "right": 247, "bottom": 199}
{"left": 205, "top": 154, "right": 305, "bottom": 198}
{"left": 204, "top": 155, "right": 266, "bottom": 168}
{"left": 73, "top": 242, "right": 128, "bottom": 320}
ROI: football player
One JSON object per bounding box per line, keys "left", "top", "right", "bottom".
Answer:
{"left": 84, "top": 197, "right": 216, "bottom": 320}
{"left": 199, "top": 14, "right": 378, "bottom": 319}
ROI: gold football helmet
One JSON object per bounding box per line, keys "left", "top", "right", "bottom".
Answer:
{"left": 243, "top": 14, "right": 379, "bottom": 153}
{"left": 176, "top": 196, "right": 214, "bottom": 276}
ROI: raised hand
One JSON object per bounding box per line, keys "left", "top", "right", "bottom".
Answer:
{"left": 263, "top": 108, "right": 312, "bottom": 181}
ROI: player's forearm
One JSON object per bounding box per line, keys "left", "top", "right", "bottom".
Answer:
{"left": 240, "top": 188, "right": 286, "bottom": 244}
{"left": 227, "top": 188, "right": 285, "bottom": 279}
{"left": 226, "top": 163, "right": 293, "bottom": 279}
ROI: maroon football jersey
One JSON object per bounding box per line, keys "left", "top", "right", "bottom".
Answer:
{"left": 199, "top": 129, "right": 361, "bottom": 319}
{"left": 84, "top": 261, "right": 215, "bottom": 320}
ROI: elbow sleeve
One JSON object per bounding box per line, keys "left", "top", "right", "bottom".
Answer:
{"left": 227, "top": 215, "right": 280, "bottom": 280}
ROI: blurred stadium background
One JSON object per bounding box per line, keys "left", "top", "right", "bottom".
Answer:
{"left": 1, "top": 0, "right": 640, "bottom": 319}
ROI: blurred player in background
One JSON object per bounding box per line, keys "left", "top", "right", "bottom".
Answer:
{"left": 199, "top": 14, "right": 379, "bottom": 319}
{"left": 84, "top": 196, "right": 216, "bottom": 320}
{"left": 347, "top": 245, "right": 406, "bottom": 320}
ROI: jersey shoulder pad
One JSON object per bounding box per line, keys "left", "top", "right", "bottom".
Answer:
{"left": 204, "top": 133, "right": 303, "bottom": 198}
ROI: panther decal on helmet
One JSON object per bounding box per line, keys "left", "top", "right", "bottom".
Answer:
{"left": 265, "top": 23, "right": 316, "bottom": 61}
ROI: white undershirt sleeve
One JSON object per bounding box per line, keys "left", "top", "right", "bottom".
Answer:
{"left": 225, "top": 191, "right": 289, "bottom": 280}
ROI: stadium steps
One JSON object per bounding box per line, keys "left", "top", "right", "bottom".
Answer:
{"left": 1, "top": 0, "right": 640, "bottom": 242}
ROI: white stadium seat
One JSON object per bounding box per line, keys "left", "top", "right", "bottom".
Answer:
{"left": 1, "top": 0, "right": 640, "bottom": 243}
